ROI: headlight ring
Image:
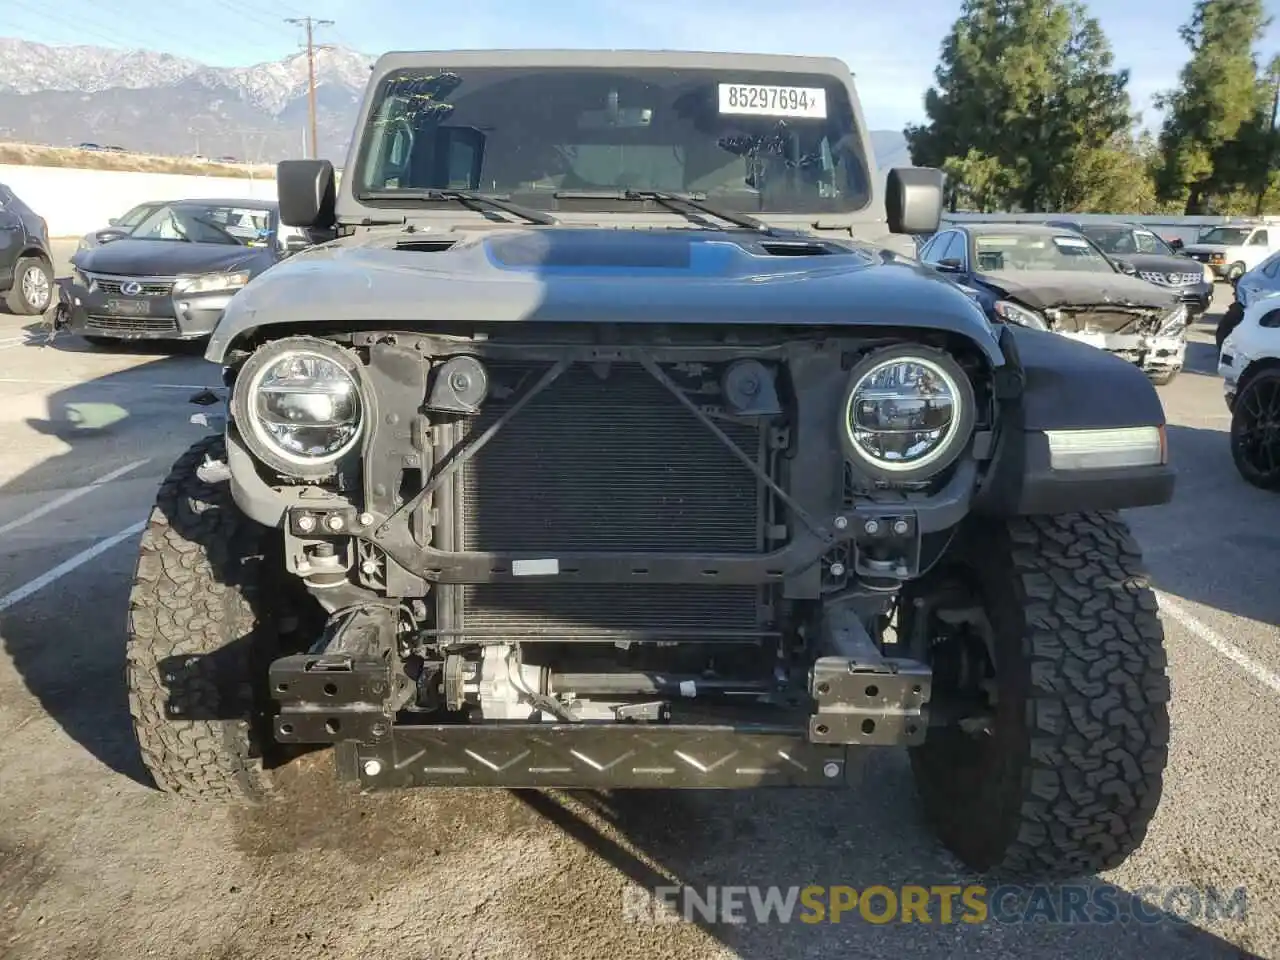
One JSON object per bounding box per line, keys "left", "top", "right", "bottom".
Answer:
{"left": 840, "top": 346, "right": 977, "bottom": 484}
{"left": 230, "top": 336, "right": 365, "bottom": 479}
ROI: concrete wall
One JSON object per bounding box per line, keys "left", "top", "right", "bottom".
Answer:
{"left": 0, "top": 163, "right": 278, "bottom": 238}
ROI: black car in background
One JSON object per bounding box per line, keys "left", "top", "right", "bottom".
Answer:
{"left": 0, "top": 183, "right": 54, "bottom": 316}
{"left": 59, "top": 198, "right": 307, "bottom": 345}
{"left": 917, "top": 222, "right": 1188, "bottom": 383}
{"left": 1045, "top": 218, "right": 1216, "bottom": 319}
{"left": 77, "top": 199, "right": 167, "bottom": 252}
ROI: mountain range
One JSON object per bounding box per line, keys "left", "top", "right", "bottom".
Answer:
{"left": 0, "top": 38, "right": 912, "bottom": 170}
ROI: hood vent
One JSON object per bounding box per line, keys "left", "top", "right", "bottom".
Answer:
{"left": 395, "top": 238, "right": 458, "bottom": 252}
{"left": 759, "top": 240, "right": 844, "bottom": 257}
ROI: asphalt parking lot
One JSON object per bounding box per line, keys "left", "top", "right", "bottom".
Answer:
{"left": 0, "top": 242, "right": 1276, "bottom": 960}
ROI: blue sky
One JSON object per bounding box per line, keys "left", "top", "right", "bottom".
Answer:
{"left": 4, "top": 0, "right": 1279, "bottom": 132}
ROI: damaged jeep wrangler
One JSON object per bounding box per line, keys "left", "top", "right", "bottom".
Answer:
{"left": 126, "top": 50, "right": 1175, "bottom": 881}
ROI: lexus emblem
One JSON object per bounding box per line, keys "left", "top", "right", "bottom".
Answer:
{"left": 121, "top": 280, "right": 143, "bottom": 296}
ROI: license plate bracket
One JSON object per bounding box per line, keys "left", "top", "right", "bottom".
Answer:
{"left": 105, "top": 298, "right": 151, "bottom": 316}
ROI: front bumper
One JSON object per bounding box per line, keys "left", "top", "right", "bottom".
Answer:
{"left": 56, "top": 277, "right": 235, "bottom": 340}
{"left": 1057, "top": 329, "right": 1186, "bottom": 374}
{"left": 1219, "top": 336, "right": 1249, "bottom": 411}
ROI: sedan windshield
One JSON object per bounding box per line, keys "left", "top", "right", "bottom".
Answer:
{"left": 1198, "top": 227, "right": 1251, "bottom": 246}
{"left": 973, "top": 232, "right": 1116, "bottom": 274}
{"left": 128, "top": 202, "right": 275, "bottom": 245}
{"left": 1081, "top": 226, "right": 1170, "bottom": 256}
{"left": 354, "top": 65, "right": 873, "bottom": 215}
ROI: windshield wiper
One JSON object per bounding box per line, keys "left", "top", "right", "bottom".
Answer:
{"left": 554, "top": 189, "right": 777, "bottom": 235}
{"left": 361, "top": 189, "right": 558, "bottom": 226}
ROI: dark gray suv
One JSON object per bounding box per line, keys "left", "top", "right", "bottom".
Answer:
{"left": 0, "top": 184, "right": 54, "bottom": 315}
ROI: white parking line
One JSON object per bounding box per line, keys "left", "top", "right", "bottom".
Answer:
{"left": 0, "top": 335, "right": 50, "bottom": 350}
{"left": 1158, "top": 591, "right": 1280, "bottom": 697}
{"left": 0, "top": 520, "right": 145, "bottom": 614}
{"left": 0, "top": 458, "right": 151, "bottom": 537}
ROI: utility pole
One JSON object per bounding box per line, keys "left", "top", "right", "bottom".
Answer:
{"left": 285, "top": 16, "right": 334, "bottom": 159}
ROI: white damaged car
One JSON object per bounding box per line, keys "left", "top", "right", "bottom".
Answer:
{"left": 1219, "top": 289, "right": 1280, "bottom": 488}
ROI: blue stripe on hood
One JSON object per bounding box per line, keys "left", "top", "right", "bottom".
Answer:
{"left": 482, "top": 230, "right": 741, "bottom": 277}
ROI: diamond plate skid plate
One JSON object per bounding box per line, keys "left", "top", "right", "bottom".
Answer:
{"left": 353, "top": 723, "right": 852, "bottom": 789}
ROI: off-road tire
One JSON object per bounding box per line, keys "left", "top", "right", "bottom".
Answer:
{"left": 5, "top": 256, "right": 54, "bottom": 315}
{"left": 907, "top": 512, "right": 1170, "bottom": 881}
{"left": 126, "top": 434, "right": 281, "bottom": 802}
{"left": 1229, "top": 366, "right": 1280, "bottom": 491}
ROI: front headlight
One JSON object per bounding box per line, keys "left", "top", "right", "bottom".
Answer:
{"left": 993, "top": 300, "right": 1048, "bottom": 330}
{"left": 841, "top": 347, "right": 976, "bottom": 483}
{"left": 174, "top": 270, "right": 251, "bottom": 295}
{"left": 1202, "top": 263, "right": 1214, "bottom": 284}
{"left": 231, "top": 337, "right": 363, "bottom": 476}
{"left": 1156, "top": 303, "right": 1188, "bottom": 337}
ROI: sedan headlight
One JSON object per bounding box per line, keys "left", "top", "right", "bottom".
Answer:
{"left": 993, "top": 300, "right": 1048, "bottom": 330}
{"left": 840, "top": 347, "right": 976, "bottom": 483}
{"left": 231, "top": 337, "right": 363, "bottom": 476}
{"left": 174, "top": 270, "right": 251, "bottom": 295}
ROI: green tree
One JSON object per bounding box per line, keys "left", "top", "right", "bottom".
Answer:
{"left": 1153, "top": 0, "right": 1272, "bottom": 213}
{"left": 905, "top": 0, "right": 1135, "bottom": 212}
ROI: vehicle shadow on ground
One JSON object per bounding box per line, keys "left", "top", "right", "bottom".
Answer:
{"left": 1128, "top": 423, "right": 1280, "bottom": 627}
{"left": 1180, "top": 340, "right": 1220, "bottom": 378}
{"left": 512, "top": 779, "right": 1261, "bottom": 958}
{"left": 0, "top": 351, "right": 219, "bottom": 788}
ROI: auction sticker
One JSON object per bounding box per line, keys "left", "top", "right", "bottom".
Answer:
{"left": 718, "top": 83, "right": 827, "bottom": 118}
{"left": 1052, "top": 236, "right": 1091, "bottom": 248}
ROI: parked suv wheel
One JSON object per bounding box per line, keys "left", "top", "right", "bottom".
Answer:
{"left": 5, "top": 256, "right": 53, "bottom": 315}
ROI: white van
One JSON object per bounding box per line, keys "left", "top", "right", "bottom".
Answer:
{"left": 1182, "top": 223, "right": 1280, "bottom": 281}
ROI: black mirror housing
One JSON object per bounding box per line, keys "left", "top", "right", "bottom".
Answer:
{"left": 278, "top": 159, "right": 337, "bottom": 229}
{"left": 885, "top": 166, "right": 944, "bottom": 235}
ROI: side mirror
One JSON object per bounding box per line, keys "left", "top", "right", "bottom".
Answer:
{"left": 885, "top": 166, "right": 944, "bottom": 236}
{"left": 107, "top": 217, "right": 120, "bottom": 226}
{"left": 97, "top": 227, "right": 130, "bottom": 244}
{"left": 278, "top": 158, "right": 336, "bottom": 229}
{"left": 1113, "top": 258, "right": 1138, "bottom": 276}
{"left": 935, "top": 258, "right": 964, "bottom": 273}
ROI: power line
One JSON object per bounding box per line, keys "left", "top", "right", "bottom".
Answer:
{"left": 285, "top": 15, "right": 334, "bottom": 159}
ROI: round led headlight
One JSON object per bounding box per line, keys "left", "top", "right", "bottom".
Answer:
{"left": 231, "top": 337, "right": 364, "bottom": 477}
{"left": 841, "top": 346, "right": 976, "bottom": 483}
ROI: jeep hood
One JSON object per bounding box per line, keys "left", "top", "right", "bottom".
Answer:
{"left": 975, "top": 269, "right": 1179, "bottom": 312}
{"left": 205, "top": 228, "right": 1001, "bottom": 364}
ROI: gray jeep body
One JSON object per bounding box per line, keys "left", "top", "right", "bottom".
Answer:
{"left": 132, "top": 51, "right": 1173, "bottom": 858}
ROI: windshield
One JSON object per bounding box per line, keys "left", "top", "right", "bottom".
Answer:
{"left": 353, "top": 65, "right": 872, "bottom": 215}
{"left": 1198, "top": 227, "right": 1251, "bottom": 246}
{"left": 128, "top": 201, "right": 276, "bottom": 245}
{"left": 973, "top": 232, "right": 1116, "bottom": 274}
{"left": 1081, "top": 226, "right": 1170, "bottom": 256}
{"left": 117, "top": 203, "right": 162, "bottom": 229}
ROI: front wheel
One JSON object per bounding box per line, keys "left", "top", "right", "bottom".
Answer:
{"left": 904, "top": 512, "right": 1170, "bottom": 882}
{"left": 126, "top": 435, "right": 283, "bottom": 802}
{"left": 5, "top": 256, "right": 54, "bottom": 315}
{"left": 1229, "top": 367, "right": 1280, "bottom": 490}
